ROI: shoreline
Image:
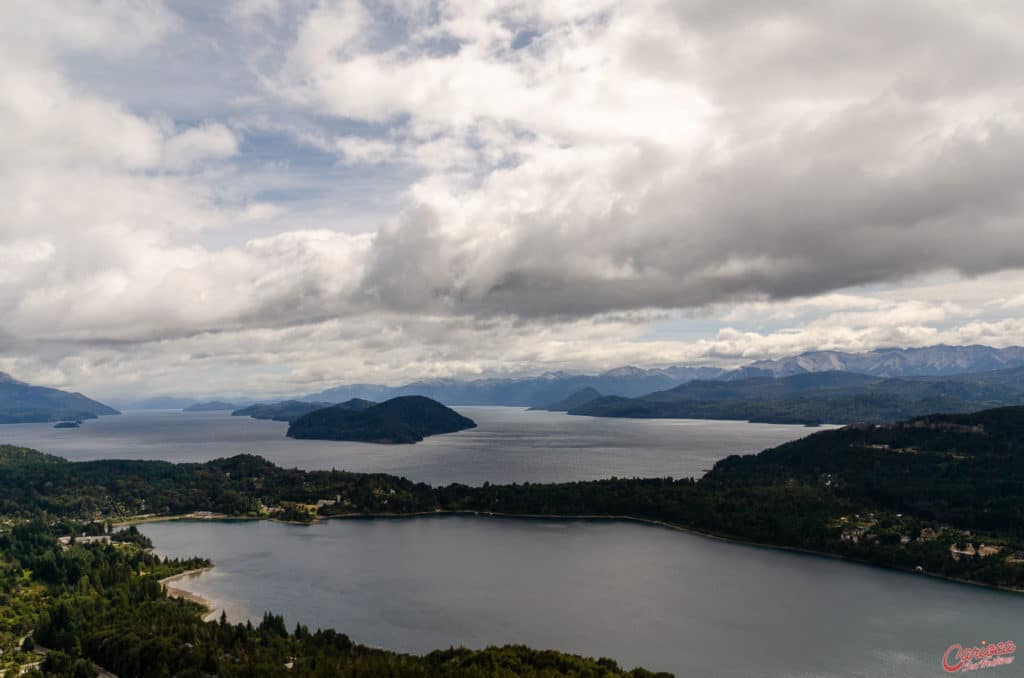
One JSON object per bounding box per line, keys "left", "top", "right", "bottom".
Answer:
{"left": 138, "top": 510, "right": 1024, "bottom": 597}
{"left": 326, "top": 510, "right": 1024, "bottom": 595}
{"left": 159, "top": 567, "right": 219, "bottom": 620}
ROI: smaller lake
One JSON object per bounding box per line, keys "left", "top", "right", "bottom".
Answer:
{"left": 143, "top": 517, "right": 1024, "bottom": 678}
{"left": 0, "top": 407, "right": 821, "bottom": 485}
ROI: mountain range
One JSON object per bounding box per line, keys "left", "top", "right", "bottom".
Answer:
{"left": 571, "top": 366, "right": 1024, "bottom": 425}
{"left": 729, "top": 344, "right": 1024, "bottom": 379}
{"left": 302, "top": 366, "right": 725, "bottom": 408}
{"left": 0, "top": 372, "right": 119, "bottom": 424}
{"left": 8, "top": 344, "right": 1024, "bottom": 417}
{"left": 182, "top": 401, "right": 237, "bottom": 412}
{"left": 298, "top": 345, "right": 1024, "bottom": 409}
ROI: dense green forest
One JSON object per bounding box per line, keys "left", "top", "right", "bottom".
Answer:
{"left": 570, "top": 367, "right": 1024, "bottom": 424}
{"left": 3, "top": 406, "right": 1024, "bottom": 674}
{"left": 287, "top": 395, "right": 477, "bottom": 443}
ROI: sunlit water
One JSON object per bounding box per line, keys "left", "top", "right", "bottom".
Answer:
{"left": 144, "top": 516, "right": 1024, "bottom": 678}
{"left": 0, "top": 407, "right": 824, "bottom": 485}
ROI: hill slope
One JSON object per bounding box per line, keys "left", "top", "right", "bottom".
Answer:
{"left": 704, "top": 406, "right": 1024, "bottom": 534}
{"left": 0, "top": 372, "right": 119, "bottom": 424}
{"left": 530, "top": 387, "right": 604, "bottom": 412}
{"left": 183, "top": 401, "right": 237, "bottom": 412}
{"left": 287, "top": 396, "right": 476, "bottom": 443}
{"left": 571, "top": 367, "right": 1024, "bottom": 424}
{"left": 231, "top": 400, "right": 358, "bottom": 423}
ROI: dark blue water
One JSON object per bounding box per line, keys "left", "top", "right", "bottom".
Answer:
{"left": 144, "top": 516, "right": 1024, "bottom": 678}
{"left": 0, "top": 407, "right": 823, "bottom": 485}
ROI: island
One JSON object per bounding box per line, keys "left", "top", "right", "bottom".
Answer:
{"left": 232, "top": 398, "right": 370, "bottom": 423}
{"left": 183, "top": 401, "right": 238, "bottom": 412}
{"left": 286, "top": 395, "right": 477, "bottom": 443}
{"left": 52, "top": 420, "right": 81, "bottom": 429}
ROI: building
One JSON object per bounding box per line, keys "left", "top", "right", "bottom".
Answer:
{"left": 949, "top": 543, "right": 977, "bottom": 561}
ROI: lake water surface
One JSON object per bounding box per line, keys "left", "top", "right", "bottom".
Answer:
{"left": 143, "top": 516, "right": 1024, "bottom": 678}
{"left": 11, "top": 406, "right": 992, "bottom": 676}
{"left": 0, "top": 407, "right": 822, "bottom": 485}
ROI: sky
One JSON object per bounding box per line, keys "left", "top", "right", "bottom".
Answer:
{"left": 2, "top": 0, "right": 1024, "bottom": 399}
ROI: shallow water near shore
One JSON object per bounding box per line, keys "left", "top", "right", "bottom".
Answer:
{"left": 0, "top": 407, "right": 823, "bottom": 485}
{"left": 142, "top": 516, "right": 1024, "bottom": 678}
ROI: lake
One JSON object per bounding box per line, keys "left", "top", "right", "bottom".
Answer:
{"left": 143, "top": 516, "right": 1024, "bottom": 678}
{"left": 0, "top": 407, "right": 822, "bottom": 485}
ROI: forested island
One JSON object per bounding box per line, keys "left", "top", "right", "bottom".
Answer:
{"left": 3, "top": 406, "right": 1024, "bottom": 674}
{"left": 286, "top": 395, "right": 477, "bottom": 443}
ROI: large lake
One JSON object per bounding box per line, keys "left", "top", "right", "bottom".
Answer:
{"left": 144, "top": 516, "right": 1024, "bottom": 678}
{"left": 0, "top": 407, "right": 821, "bottom": 485}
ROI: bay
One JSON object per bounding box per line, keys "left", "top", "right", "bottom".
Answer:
{"left": 143, "top": 516, "right": 1024, "bottom": 678}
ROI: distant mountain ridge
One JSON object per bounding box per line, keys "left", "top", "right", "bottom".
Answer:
{"left": 99, "top": 344, "right": 1024, "bottom": 411}
{"left": 302, "top": 346, "right": 1024, "bottom": 408}
{"left": 530, "top": 387, "right": 604, "bottom": 412}
{"left": 183, "top": 401, "right": 237, "bottom": 412}
{"left": 572, "top": 366, "right": 1024, "bottom": 425}
{"left": 304, "top": 366, "right": 725, "bottom": 408}
{"left": 733, "top": 344, "right": 1024, "bottom": 379}
{"left": 0, "top": 372, "right": 119, "bottom": 424}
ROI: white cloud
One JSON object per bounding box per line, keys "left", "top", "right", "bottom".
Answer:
{"left": 2, "top": 0, "right": 1024, "bottom": 396}
{"left": 163, "top": 123, "right": 240, "bottom": 169}
{"left": 334, "top": 135, "right": 403, "bottom": 164}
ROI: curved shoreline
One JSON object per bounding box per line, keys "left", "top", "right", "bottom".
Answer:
{"left": 326, "top": 510, "right": 1024, "bottom": 595}
{"left": 160, "top": 567, "right": 219, "bottom": 620}
{"left": 139, "top": 510, "right": 1024, "bottom": 597}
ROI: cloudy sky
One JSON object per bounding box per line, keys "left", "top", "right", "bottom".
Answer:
{"left": 2, "top": 0, "right": 1024, "bottom": 399}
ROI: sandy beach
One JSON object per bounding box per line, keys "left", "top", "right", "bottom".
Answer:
{"left": 159, "top": 568, "right": 220, "bottom": 620}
